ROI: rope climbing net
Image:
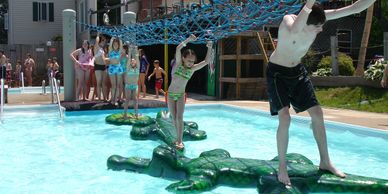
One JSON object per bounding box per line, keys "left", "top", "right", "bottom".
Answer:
{"left": 79, "top": 0, "right": 326, "bottom": 46}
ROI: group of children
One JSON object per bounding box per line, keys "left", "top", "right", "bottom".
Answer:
{"left": 70, "top": 34, "right": 170, "bottom": 102}
{"left": 71, "top": 34, "right": 213, "bottom": 150}
{"left": 0, "top": 51, "right": 38, "bottom": 87}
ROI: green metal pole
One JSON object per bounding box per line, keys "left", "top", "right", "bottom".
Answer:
{"left": 164, "top": 28, "right": 169, "bottom": 91}
{"left": 207, "top": 43, "right": 216, "bottom": 96}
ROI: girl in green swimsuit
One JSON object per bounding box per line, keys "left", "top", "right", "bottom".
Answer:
{"left": 123, "top": 46, "right": 141, "bottom": 119}
{"left": 167, "top": 34, "right": 213, "bottom": 150}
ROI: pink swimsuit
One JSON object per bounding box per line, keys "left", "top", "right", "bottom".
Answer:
{"left": 78, "top": 50, "right": 94, "bottom": 70}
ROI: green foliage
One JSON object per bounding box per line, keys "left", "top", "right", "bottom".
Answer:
{"left": 364, "top": 60, "right": 386, "bottom": 81}
{"left": 301, "top": 49, "right": 321, "bottom": 75}
{"left": 51, "top": 35, "right": 63, "bottom": 41}
{"left": 317, "top": 53, "right": 355, "bottom": 76}
{"left": 369, "top": 16, "right": 383, "bottom": 47}
{"left": 313, "top": 68, "right": 332, "bottom": 76}
{"left": 315, "top": 86, "right": 388, "bottom": 113}
{"left": 369, "top": 2, "right": 388, "bottom": 49}
{"left": 381, "top": 0, "right": 388, "bottom": 20}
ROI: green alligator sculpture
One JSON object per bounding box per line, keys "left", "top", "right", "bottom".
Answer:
{"left": 105, "top": 113, "right": 154, "bottom": 126}
{"left": 107, "top": 145, "right": 388, "bottom": 193}
{"left": 107, "top": 111, "right": 207, "bottom": 148}
{"left": 130, "top": 111, "right": 207, "bottom": 149}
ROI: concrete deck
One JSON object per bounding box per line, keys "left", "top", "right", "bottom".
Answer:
{"left": 5, "top": 92, "right": 388, "bottom": 130}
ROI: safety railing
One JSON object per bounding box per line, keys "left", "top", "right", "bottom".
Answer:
{"left": 41, "top": 80, "right": 46, "bottom": 95}
{"left": 50, "top": 77, "right": 65, "bottom": 119}
{"left": 21, "top": 72, "right": 25, "bottom": 93}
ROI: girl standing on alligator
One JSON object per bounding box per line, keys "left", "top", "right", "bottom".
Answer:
{"left": 167, "top": 34, "right": 213, "bottom": 150}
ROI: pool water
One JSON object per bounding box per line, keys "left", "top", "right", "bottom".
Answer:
{"left": 7, "top": 86, "right": 63, "bottom": 94}
{"left": 0, "top": 104, "right": 387, "bottom": 193}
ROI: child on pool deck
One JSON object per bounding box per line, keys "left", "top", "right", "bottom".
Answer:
{"left": 107, "top": 37, "right": 124, "bottom": 106}
{"left": 148, "top": 60, "right": 167, "bottom": 99}
{"left": 167, "top": 34, "right": 213, "bottom": 150}
{"left": 123, "top": 46, "right": 141, "bottom": 119}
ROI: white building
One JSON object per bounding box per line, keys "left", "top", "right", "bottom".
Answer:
{"left": 7, "top": 0, "right": 103, "bottom": 45}
{"left": 6, "top": 0, "right": 211, "bottom": 45}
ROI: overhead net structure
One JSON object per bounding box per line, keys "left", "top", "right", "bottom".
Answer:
{"left": 79, "top": 0, "right": 324, "bottom": 46}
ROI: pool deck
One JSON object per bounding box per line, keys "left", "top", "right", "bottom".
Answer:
{"left": 5, "top": 92, "right": 388, "bottom": 131}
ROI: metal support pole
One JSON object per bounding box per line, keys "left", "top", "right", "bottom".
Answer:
{"left": 165, "top": 0, "right": 167, "bottom": 15}
{"left": 164, "top": 28, "right": 169, "bottom": 91}
{"left": 331, "top": 36, "right": 339, "bottom": 76}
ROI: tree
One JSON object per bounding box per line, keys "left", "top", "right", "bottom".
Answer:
{"left": 355, "top": 4, "right": 374, "bottom": 76}
{"left": 369, "top": 1, "right": 388, "bottom": 59}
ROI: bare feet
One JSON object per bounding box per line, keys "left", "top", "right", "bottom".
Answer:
{"left": 319, "top": 162, "right": 346, "bottom": 178}
{"left": 278, "top": 163, "right": 291, "bottom": 185}
{"left": 174, "top": 141, "right": 184, "bottom": 151}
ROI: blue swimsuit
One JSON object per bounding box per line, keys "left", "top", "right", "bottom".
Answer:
{"left": 125, "top": 67, "right": 139, "bottom": 90}
{"left": 108, "top": 51, "right": 124, "bottom": 75}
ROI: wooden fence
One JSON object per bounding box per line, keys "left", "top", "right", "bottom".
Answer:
{"left": 0, "top": 42, "right": 63, "bottom": 85}
{"left": 0, "top": 42, "right": 63, "bottom": 75}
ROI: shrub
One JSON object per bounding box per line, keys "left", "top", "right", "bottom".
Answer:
{"left": 313, "top": 68, "right": 332, "bottom": 76}
{"left": 364, "top": 59, "right": 386, "bottom": 81}
{"left": 317, "top": 53, "right": 355, "bottom": 76}
{"left": 301, "top": 49, "right": 321, "bottom": 75}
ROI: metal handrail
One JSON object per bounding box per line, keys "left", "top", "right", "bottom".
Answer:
{"left": 41, "top": 80, "right": 46, "bottom": 95}
{"left": 21, "top": 72, "right": 25, "bottom": 93}
{"left": 0, "top": 78, "right": 4, "bottom": 122}
{"left": 51, "top": 77, "right": 65, "bottom": 119}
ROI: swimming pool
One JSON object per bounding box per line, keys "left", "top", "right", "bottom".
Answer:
{"left": 7, "top": 86, "right": 63, "bottom": 94}
{"left": 0, "top": 104, "right": 387, "bottom": 193}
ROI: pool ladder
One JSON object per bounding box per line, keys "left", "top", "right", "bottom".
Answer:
{"left": 50, "top": 77, "right": 65, "bottom": 119}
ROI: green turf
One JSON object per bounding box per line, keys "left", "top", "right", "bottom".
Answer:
{"left": 314, "top": 87, "right": 388, "bottom": 113}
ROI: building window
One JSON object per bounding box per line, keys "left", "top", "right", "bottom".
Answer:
{"left": 33, "top": 2, "right": 54, "bottom": 22}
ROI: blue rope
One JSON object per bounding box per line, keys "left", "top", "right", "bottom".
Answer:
{"left": 78, "top": 0, "right": 327, "bottom": 46}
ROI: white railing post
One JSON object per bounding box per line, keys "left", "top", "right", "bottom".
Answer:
{"left": 21, "top": 72, "right": 25, "bottom": 93}
{"left": 41, "top": 80, "right": 46, "bottom": 95}
{"left": 57, "top": 80, "right": 61, "bottom": 93}
{"left": 51, "top": 77, "right": 55, "bottom": 103}
{"left": 52, "top": 78, "right": 64, "bottom": 119}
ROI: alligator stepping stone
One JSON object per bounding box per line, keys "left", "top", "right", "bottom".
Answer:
{"left": 130, "top": 111, "right": 207, "bottom": 149}
{"left": 107, "top": 144, "right": 388, "bottom": 194}
{"left": 105, "top": 113, "right": 154, "bottom": 126}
